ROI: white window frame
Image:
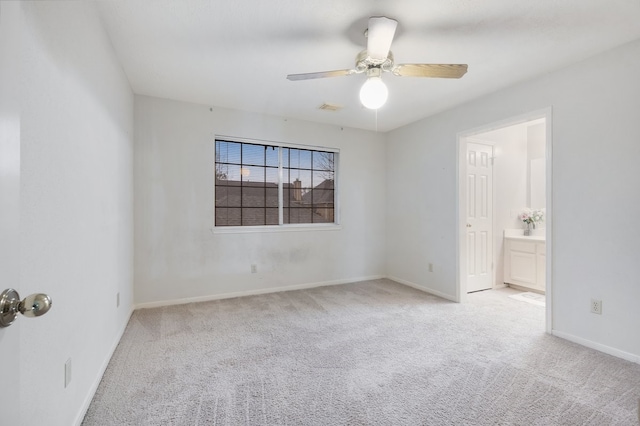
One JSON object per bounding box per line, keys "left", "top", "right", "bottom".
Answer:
{"left": 212, "top": 136, "right": 341, "bottom": 234}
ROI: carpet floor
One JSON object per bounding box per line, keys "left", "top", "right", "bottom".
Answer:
{"left": 83, "top": 279, "right": 640, "bottom": 425}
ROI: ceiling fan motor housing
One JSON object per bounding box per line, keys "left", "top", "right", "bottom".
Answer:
{"left": 356, "top": 50, "right": 395, "bottom": 73}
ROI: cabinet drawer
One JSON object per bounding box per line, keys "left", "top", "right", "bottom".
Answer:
{"left": 508, "top": 240, "right": 536, "bottom": 253}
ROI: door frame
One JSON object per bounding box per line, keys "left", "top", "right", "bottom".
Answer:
{"left": 0, "top": 1, "right": 22, "bottom": 423}
{"left": 456, "top": 108, "right": 554, "bottom": 334}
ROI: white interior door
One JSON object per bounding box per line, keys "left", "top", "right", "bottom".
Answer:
{"left": 0, "top": 2, "right": 22, "bottom": 423}
{"left": 466, "top": 142, "right": 494, "bottom": 293}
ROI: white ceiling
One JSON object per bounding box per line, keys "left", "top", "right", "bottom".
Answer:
{"left": 96, "top": 0, "right": 640, "bottom": 132}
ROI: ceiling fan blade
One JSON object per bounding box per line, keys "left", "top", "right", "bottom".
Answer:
{"left": 367, "top": 16, "right": 398, "bottom": 61}
{"left": 392, "top": 64, "right": 468, "bottom": 78}
{"left": 286, "top": 69, "right": 355, "bottom": 81}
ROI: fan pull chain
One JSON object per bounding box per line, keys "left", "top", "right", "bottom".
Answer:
{"left": 375, "top": 109, "right": 378, "bottom": 132}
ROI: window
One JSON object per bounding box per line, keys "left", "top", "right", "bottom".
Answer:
{"left": 215, "top": 139, "right": 337, "bottom": 227}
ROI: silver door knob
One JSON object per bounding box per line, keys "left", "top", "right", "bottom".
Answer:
{"left": 0, "top": 288, "right": 52, "bottom": 328}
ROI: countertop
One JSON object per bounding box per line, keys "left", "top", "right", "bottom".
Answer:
{"left": 503, "top": 228, "right": 545, "bottom": 242}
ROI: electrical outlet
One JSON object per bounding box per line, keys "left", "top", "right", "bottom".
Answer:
{"left": 116, "top": 292, "right": 120, "bottom": 308}
{"left": 65, "top": 358, "right": 72, "bottom": 388}
{"left": 251, "top": 264, "right": 257, "bottom": 273}
{"left": 428, "top": 263, "right": 434, "bottom": 272}
{"left": 591, "top": 299, "right": 602, "bottom": 315}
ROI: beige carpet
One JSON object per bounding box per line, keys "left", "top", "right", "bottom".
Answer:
{"left": 83, "top": 279, "right": 640, "bottom": 425}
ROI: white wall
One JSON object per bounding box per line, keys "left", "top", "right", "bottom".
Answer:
{"left": 134, "top": 96, "right": 386, "bottom": 305}
{"left": 492, "top": 128, "right": 529, "bottom": 234}
{"left": 387, "top": 38, "right": 640, "bottom": 360}
{"left": 19, "top": 2, "right": 134, "bottom": 425}
{"left": 528, "top": 123, "right": 546, "bottom": 209}
{"left": 527, "top": 123, "right": 546, "bottom": 160}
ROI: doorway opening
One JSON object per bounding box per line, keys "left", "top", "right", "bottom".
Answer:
{"left": 457, "top": 109, "right": 552, "bottom": 333}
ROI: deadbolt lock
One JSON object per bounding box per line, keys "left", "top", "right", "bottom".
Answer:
{"left": 0, "top": 288, "right": 52, "bottom": 328}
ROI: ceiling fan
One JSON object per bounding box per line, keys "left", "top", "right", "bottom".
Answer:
{"left": 286, "top": 16, "right": 468, "bottom": 109}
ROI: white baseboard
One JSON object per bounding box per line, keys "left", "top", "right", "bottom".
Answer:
{"left": 552, "top": 330, "right": 640, "bottom": 365}
{"left": 134, "top": 275, "right": 386, "bottom": 310}
{"left": 74, "top": 307, "right": 135, "bottom": 426}
{"left": 387, "top": 276, "right": 458, "bottom": 302}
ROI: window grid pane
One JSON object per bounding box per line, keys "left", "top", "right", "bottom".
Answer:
{"left": 215, "top": 140, "right": 335, "bottom": 227}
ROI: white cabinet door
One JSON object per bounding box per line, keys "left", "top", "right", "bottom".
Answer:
{"left": 510, "top": 251, "right": 536, "bottom": 285}
{"left": 504, "top": 239, "right": 546, "bottom": 292}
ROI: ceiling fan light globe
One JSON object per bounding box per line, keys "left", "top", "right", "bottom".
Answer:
{"left": 359, "top": 77, "right": 388, "bottom": 109}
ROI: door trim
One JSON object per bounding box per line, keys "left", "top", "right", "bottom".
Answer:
{"left": 0, "top": 1, "right": 22, "bottom": 422}
{"left": 456, "top": 108, "right": 553, "bottom": 334}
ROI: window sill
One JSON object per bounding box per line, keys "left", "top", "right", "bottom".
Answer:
{"left": 211, "top": 224, "right": 342, "bottom": 234}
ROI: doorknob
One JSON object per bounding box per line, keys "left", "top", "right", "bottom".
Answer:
{"left": 466, "top": 224, "right": 472, "bottom": 227}
{"left": 0, "top": 288, "right": 52, "bottom": 328}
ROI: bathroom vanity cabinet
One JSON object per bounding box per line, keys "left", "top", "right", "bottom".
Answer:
{"left": 503, "top": 235, "right": 546, "bottom": 292}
